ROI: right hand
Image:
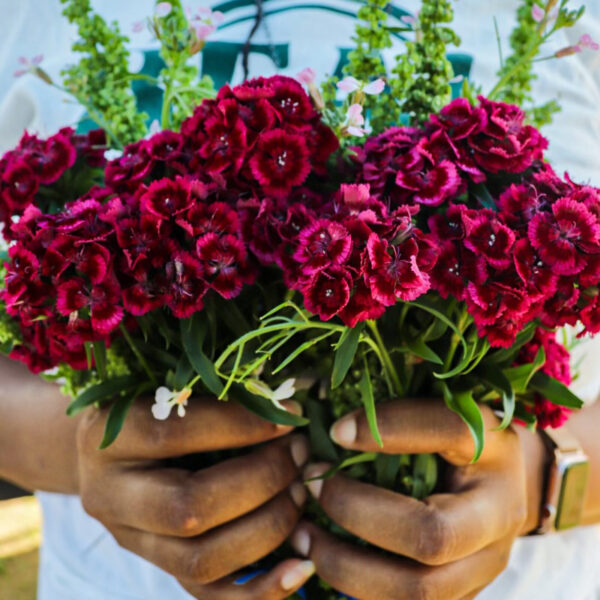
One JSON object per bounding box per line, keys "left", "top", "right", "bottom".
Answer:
{"left": 76, "top": 396, "right": 313, "bottom": 599}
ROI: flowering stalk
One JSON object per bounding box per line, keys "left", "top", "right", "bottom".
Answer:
{"left": 152, "top": 0, "right": 216, "bottom": 130}
{"left": 60, "top": 0, "right": 148, "bottom": 146}
{"left": 491, "top": 0, "right": 585, "bottom": 126}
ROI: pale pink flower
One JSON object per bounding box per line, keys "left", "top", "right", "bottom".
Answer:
{"left": 346, "top": 103, "right": 367, "bottom": 137}
{"left": 337, "top": 76, "right": 384, "bottom": 96}
{"left": 401, "top": 14, "right": 417, "bottom": 25}
{"left": 297, "top": 67, "right": 316, "bottom": 85}
{"left": 14, "top": 55, "right": 43, "bottom": 77}
{"left": 337, "top": 76, "right": 361, "bottom": 93}
{"left": 363, "top": 78, "right": 385, "bottom": 95}
{"left": 155, "top": 2, "right": 172, "bottom": 18}
{"left": 531, "top": 5, "right": 545, "bottom": 23}
{"left": 579, "top": 33, "right": 600, "bottom": 51}
{"left": 132, "top": 20, "right": 146, "bottom": 33}
{"left": 190, "top": 7, "right": 224, "bottom": 41}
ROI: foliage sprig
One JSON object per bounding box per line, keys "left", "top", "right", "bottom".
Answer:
{"left": 60, "top": 0, "right": 148, "bottom": 147}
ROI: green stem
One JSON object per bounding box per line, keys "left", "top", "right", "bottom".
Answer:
{"left": 367, "top": 320, "right": 403, "bottom": 396}
{"left": 119, "top": 323, "right": 157, "bottom": 386}
{"left": 488, "top": 32, "right": 550, "bottom": 100}
{"left": 161, "top": 86, "right": 172, "bottom": 130}
{"left": 442, "top": 309, "right": 470, "bottom": 372}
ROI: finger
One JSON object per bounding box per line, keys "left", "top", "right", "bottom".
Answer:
{"left": 329, "top": 398, "right": 500, "bottom": 464}
{"left": 82, "top": 397, "right": 302, "bottom": 459}
{"left": 291, "top": 522, "right": 511, "bottom": 600}
{"left": 459, "top": 587, "right": 487, "bottom": 600}
{"left": 305, "top": 466, "right": 520, "bottom": 566}
{"left": 88, "top": 435, "right": 309, "bottom": 536}
{"left": 112, "top": 490, "right": 304, "bottom": 585}
{"left": 180, "top": 559, "right": 316, "bottom": 600}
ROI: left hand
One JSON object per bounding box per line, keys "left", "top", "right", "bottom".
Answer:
{"left": 291, "top": 398, "right": 548, "bottom": 600}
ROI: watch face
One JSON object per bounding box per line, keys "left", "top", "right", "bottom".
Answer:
{"left": 556, "top": 460, "right": 590, "bottom": 530}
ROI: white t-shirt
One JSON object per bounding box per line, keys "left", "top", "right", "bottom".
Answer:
{"left": 1, "top": 1, "right": 600, "bottom": 599}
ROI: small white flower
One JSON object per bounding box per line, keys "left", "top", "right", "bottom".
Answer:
{"left": 245, "top": 378, "right": 296, "bottom": 409}
{"left": 337, "top": 76, "right": 385, "bottom": 96}
{"left": 151, "top": 386, "right": 191, "bottom": 420}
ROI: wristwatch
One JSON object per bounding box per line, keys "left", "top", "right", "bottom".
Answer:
{"left": 534, "top": 425, "right": 590, "bottom": 534}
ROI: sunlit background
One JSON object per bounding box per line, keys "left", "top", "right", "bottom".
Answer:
{"left": 0, "top": 485, "right": 40, "bottom": 600}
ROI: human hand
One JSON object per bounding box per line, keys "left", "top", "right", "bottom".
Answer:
{"left": 77, "top": 397, "right": 314, "bottom": 600}
{"left": 291, "top": 398, "right": 547, "bottom": 600}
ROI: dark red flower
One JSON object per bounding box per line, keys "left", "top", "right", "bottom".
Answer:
{"left": 56, "top": 277, "right": 123, "bottom": 334}
{"left": 293, "top": 219, "right": 352, "bottom": 275}
{"left": 1, "top": 160, "right": 39, "bottom": 210}
{"left": 249, "top": 128, "right": 311, "bottom": 197}
{"left": 30, "top": 132, "right": 77, "bottom": 184}
{"left": 365, "top": 234, "right": 431, "bottom": 305}
{"left": 395, "top": 159, "right": 460, "bottom": 207}
{"left": 140, "top": 177, "right": 193, "bottom": 220}
{"left": 529, "top": 197, "right": 600, "bottom": 275}
{"left": 160, "top": 252, "right": 207, "bottom": 319}
{"left": 196, "top": 233, "right": 254, "bottom": 298}
{"left": 303, "top": 266, "right": 352, "bottom": 320}
{"left": 339, "top": 280, "right": 386, "bottom": 327}
{"left": 430, "top": 97, "right": 488, "bottom": 140}
{"left": 463, "top": 214, "right": 516, "bottom": 269}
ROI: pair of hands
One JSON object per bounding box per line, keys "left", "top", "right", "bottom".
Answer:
{"left": 76, "top": 397, "right": 545, "bottom": 600}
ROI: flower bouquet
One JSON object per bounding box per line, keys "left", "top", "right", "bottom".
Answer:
{"left": 1, "top": 0, "right": 598, "bottom": 598}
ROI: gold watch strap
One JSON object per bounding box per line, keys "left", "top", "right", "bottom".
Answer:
{"left": 534, "top": 424, "right": 589, "bottom": 534}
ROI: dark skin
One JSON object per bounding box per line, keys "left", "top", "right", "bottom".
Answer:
{"left": 0, "top": 357, "right": 315, "bottom": 599}
{"left": 1, "top": 357, "right": 600, "bottom": 599}
{"left": 291, "top": 398, "right": 600, "bottom": 600}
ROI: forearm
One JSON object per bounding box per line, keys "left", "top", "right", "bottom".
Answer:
{"left": 565, "top": 399, "right": 600, "bottom": 525}
{"left": 0, "top": 356, "right": 80, "bottom": 494}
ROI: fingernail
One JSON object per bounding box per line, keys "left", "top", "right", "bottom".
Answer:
{"left": 290, "top": 436, "right": 310, "bottom": 467}
{"left": 330, "top": 416, "right": 357, "bottom": 446}
{"left": 290, "top": 528, "right": 311, "bottom": 557}
{"left": 280, "top": 400, "right": 303, "bottom": 416}
{"left": 280, "top": 560, "right": 315, "bottom": 591}
{"left": 303, "top": 463, "right": 330, "bottom": 499}
{"left": 289, "top": 481, "right": 307, "bottom": 507}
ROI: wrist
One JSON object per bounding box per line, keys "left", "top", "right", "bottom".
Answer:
{"left": 514, "top": 424, "right": 550, "bottom": 535}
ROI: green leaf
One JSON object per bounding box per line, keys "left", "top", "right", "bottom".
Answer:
{"left": 92, "top": 340, "right": 107, "bottom": 381}
{"left": 409, "top": 297, "right": 469, "bottom": 377}
{"left": 180, "top": 315, "right": 224, "bottom": 396}
{"left": 488, "top": 323, "right": 536, "bottom": 364}
{"left": 359, "top": 361, "right": 383, "bottom": 448}
{"left": 306, "top": 399, "right": 339, "bottom": 463}
{"left": 375, "top": 454, "right": 402, "bottom": 489}
{"left": 406, "top": 337, "right": 443, "bottom": 365}
{"left": 310, "top": 452, "right": 378, "bottom": 481}
{"left": 441, "top": 384, "right": 485, "bottom": 462}
{"left": 413, "top": 454, "right": 438, "bottom": 497}
{"left": 530, "top": 372, "right": 584, "bottom": 409}
{"left": 215, "top": 299, "right": 250, "bottom": 338}
{"left": 173, "top": 354, "right": 194, "bottom": 391}
{"left": 66, "top": 375, "right": 139, "bottom": 416}
{"left": 231, "top": 383, "right": 309, "bottom": 427}
{"left": 478, "top": 365, "right": 515, "bottom": 430}
{"left": 331, "top": 324, "right": 364, "bottom": 389}
{"left": 99, "top": 394, "right": 134, "bottom": 449}
{"left": 273, "top": 330, "right": 335, "bottom": 374}
{"left": 503, "top": 347, "right": 546, "bottom": 394}
{"left": 471, "top": 182, "right": 496, "bottom": 210}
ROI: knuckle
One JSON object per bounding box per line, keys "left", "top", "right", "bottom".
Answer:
{"left": 182, "top": 551, "right": 216, "bottom": 584}
{"left": 166, "top": 487, "right": 204, "bottom": 537}
{"left": 406, "top": 575, "right": 439, "bottom": 600}
{"left": 415, "top": 508, "right": 456, "bottom": 566}
{"left": 266, "top": 497, "right": 298, "bottom": 539}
